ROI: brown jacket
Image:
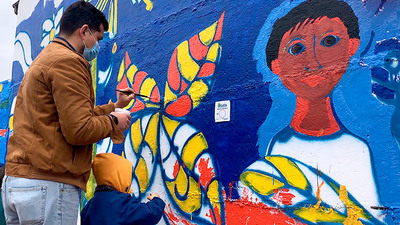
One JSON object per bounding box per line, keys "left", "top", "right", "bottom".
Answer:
{"left": 5, "top": 38, "right": 124, "bottom": 191}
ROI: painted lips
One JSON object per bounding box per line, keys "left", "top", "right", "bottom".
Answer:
{"left": 300, "top": 75, "right": 326, "bottom": 87}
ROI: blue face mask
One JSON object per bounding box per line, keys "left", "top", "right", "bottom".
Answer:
{"left": 82, "top": 29, "right": 100, "bottom": 61}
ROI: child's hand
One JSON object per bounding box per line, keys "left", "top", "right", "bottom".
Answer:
{"left": 147, "top": 193, "right": 160, "bottom": 200}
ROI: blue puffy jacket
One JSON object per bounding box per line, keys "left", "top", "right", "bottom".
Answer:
{"left": 81, "top": 153, "right": 165, "bottom": 225}
{"left": 81, "top": 188, "right": 165, "bottom": 225}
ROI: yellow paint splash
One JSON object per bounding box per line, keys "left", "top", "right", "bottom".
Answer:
{"left": 177, "top": 41, "right": 199, "bottom": 82}
{"left": 50, "top": 29, "right": 55, "bottom": 41}
{"left": 141, "top": 78, "right": 156, "bottom": 97}
{"left": 126, "top": 64, "right": 138, "bottom": 84}
{"left": 162, "top": 115, "right": 180, "bottom": 138}
{"left": 188, "top": 80, "right": 208, "bottom": 108}
{"left": 130, "top": 119, "right": 142, "bottom": 153}
{"left": 207, "top": 180, "right": 222, "bottom": 218}
{"left": 90, "top": 58, "right": 97, "bottom": 98}
{"left": 143, "top": 0, "right": 153, "bottom": 11}
{"left": 85, "top": 170, "right": 96, "bottom": 201}
{"left": 8, "top": 116, "right": 13, "bottom": 131}
{"left": 181, "top": 132, "right": 208, "bottom": 170}
{"left": 144, "top": 113, "right": 159, "bottom": 157}
{"left": 199, "top": 22, "right": 217, "bottom": 46}
{"left": 117, "top": 58, "right": 125, "bottom": 82}
{"left": 206, "top": 43, "right": 221, "bottom": 62}
{"left": 108, "top": 0, "right": 117, "bottom": 34}
{"left": 314, "top": 181, "right": 324, "bottom": 209}
{"left": 293, "top": 181, "right": 346, "bottom": 223}
{"left": 164, "top": 83, "right": 177, "bottom": 106}
{"left": 135, "top": 157, "right": 149, "bottom": 193}
{"left": 240, "top": 171, "right": 284, "bottom": 196}
{"left": 265, "top": 156, "right": 309, "bottom": 190}
{"left": 339, "top": 185, "right": 364, "bottom": 225}
{"left": 166, "top": 173, "right": 201, "bottom": 213}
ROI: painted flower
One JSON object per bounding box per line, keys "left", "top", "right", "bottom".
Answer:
{"left": 40, "top": 7, "right": 63, "bottom": 48}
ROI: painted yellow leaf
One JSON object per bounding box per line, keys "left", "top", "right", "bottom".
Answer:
{"left": 240, "top": 171, "right": 284, "bottom": 196}
{"left": 265, "top": 156, "right": 309, "bottom": 190}
{"left": 182, "top": 132, "right": 208, "bottom": 170}
{"left": 177, "top": 41, "right": 199, "bottom": 82}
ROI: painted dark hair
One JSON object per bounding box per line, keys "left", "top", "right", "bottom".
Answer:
{"left": 266, "top": 0, "right": 360, "bottom": 69}
{"left": 60, "top": 1, "right": 109, "bottom": 36}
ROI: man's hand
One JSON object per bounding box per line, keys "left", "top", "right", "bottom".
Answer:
{"left": 115, "top": 87, "right": 136, "bottom": 108}
{"left": 147, "top": 193, "right": 161, "bottom": 201}
{"left": 110, "top": 112, "right": 132, "bottom": 132}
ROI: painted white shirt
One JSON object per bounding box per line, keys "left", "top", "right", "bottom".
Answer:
{"left": 267, "top": 127, "right": 380, "bottom": 218}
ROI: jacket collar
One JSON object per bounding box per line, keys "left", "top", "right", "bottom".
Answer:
{"left": 52, "top": 37, "right": 86, "bottom": 61}
{"left": 55, "top": 36, "right": 76, "bottom": 51}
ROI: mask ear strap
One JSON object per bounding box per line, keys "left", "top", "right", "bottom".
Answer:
{"left": 82, "top": 38, "right": 87, "bottom": 48}
{"left": 87, "top": 29, "right": 98, "bottom": 44}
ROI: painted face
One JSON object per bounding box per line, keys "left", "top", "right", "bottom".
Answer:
{"left": 271, "top": 16, "right": 360, "bottom": 99}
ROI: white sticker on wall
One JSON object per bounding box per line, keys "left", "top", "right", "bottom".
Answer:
{"left": 215, "top": 100, "right": 230, "bottom": 122}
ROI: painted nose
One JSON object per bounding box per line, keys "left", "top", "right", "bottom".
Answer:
{"left": 305, "top": 35, "right": 323, "bottom": 71}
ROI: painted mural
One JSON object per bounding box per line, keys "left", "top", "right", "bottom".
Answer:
{"left": 2, "top": 0, "right": 400, "bottom": 224}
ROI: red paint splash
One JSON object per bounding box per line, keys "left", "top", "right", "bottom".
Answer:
{"left": 227, "top": 181, "right": 234, "bottom": 200}
{"left": 213, "top": 12, "right": 225, "bottom": 42}
{"left": 117, "top": 75, "right": 129, "bottom": 91}
{"left": 165, "top": 204, "right": 196, "bottom": 225}
{"left": 0, "top": 129, "right": 6, "bottom": 137}
{"left": 198, "top": 63, "right": 216, "bottom": 78}
{"left": 131, "top": 100, "right": 145, "bottom": 112}
{"left": 173, "top": 161, "right": 179, "bottom": 179}
{"left": 125, "top": 52, "right": 131, "bottom": 69}
{"left": 165, "top": 95, "right": 192, "bottom": 117}
{"left": 205, "top": 209, "right": 215, "bottom": 224}
{"left": 196, "top": 158, "right": 215, "bottom": 188}
{"left": 189, "top": 35, "right": 209, "bottom": 61}
{"left": 206, "top": 206, "right": 222, "bottom": 225}
{"left": 133, "top": 71, "right": 147, "bottom": 93}
{"left": 225, "top": 199, "right": 305, "bottom": 225}
{"left": 180, "top": 80, "right": 188, "bottom": 95}
{"left": 112, "top": 43, "right": 117, "bottom": 53}
{"left": 272, "top": 188, "right": 295, "bottom": 206}
{"left": 150, "top": 86, "right": 160, "bottom": 103}
{"left": 167, "top": 49, "right": 180, "bottom": 91}
{"left": 225, "top": 188, "right": 305, "bottom": 225}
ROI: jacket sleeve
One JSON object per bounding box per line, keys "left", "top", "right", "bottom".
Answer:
{"left": 50, "top": 56, "right": 124, "bottom": 145}
{"left": 94, "top": 102, "right": 115, "bottom": 116}
{"left": 124, "top": 197, "right": 166, "bottom": 225}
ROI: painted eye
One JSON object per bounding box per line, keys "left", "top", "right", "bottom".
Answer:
{"left": 288, "top": 43, "right": 305, "bottom": 55}
{"left": 321, "top": 35, "right": 340, "bottom": 47}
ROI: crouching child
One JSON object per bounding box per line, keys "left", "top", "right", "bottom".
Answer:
{"left": 81, "top": 153, "right": 165, "bottom": 225}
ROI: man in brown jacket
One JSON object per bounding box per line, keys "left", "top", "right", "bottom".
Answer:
{"left": 1, "top": 1, "right": 134, "bottom": 224}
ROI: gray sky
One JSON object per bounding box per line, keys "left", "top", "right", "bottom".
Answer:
{"left": 0, "top": 0, "right": 18, "bottom": 82}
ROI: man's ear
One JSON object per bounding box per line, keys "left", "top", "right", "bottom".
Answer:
{"left": 271, "top": 59, "right": 281, "bottom": 75}
{"left": 79, "top": 24, "right": 89, "bottom": 38}
{"left": 348, "top": 38, "right": 360, "bottom": 56}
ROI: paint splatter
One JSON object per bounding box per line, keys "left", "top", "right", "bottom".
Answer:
{"left": 225, "top": 196, "right": 305, "bottom": 225}
{"left": 173, "top": 160, "right": 179, "bottom": 179}
{"left": 196, "top": 157, "right": 215, "bottom": 188}
{"left": 205, "top": 206, "right": 222, "bottom": 225}
{"left": 272, "top": 188, "right": 295, "bottom": 206}
{"left": 165, "top": 204, "right": 196, "bottom": 225}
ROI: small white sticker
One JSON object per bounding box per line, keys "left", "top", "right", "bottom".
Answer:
{"left": 215, "top": 100, "right": 230, "bottom": 122}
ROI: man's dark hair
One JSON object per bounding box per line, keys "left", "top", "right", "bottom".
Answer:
{"left": 60, "top": 1, "right": 109, "bottom": 36}
{"left": 266, "top": 0, "right": 360, "bottom": 69}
